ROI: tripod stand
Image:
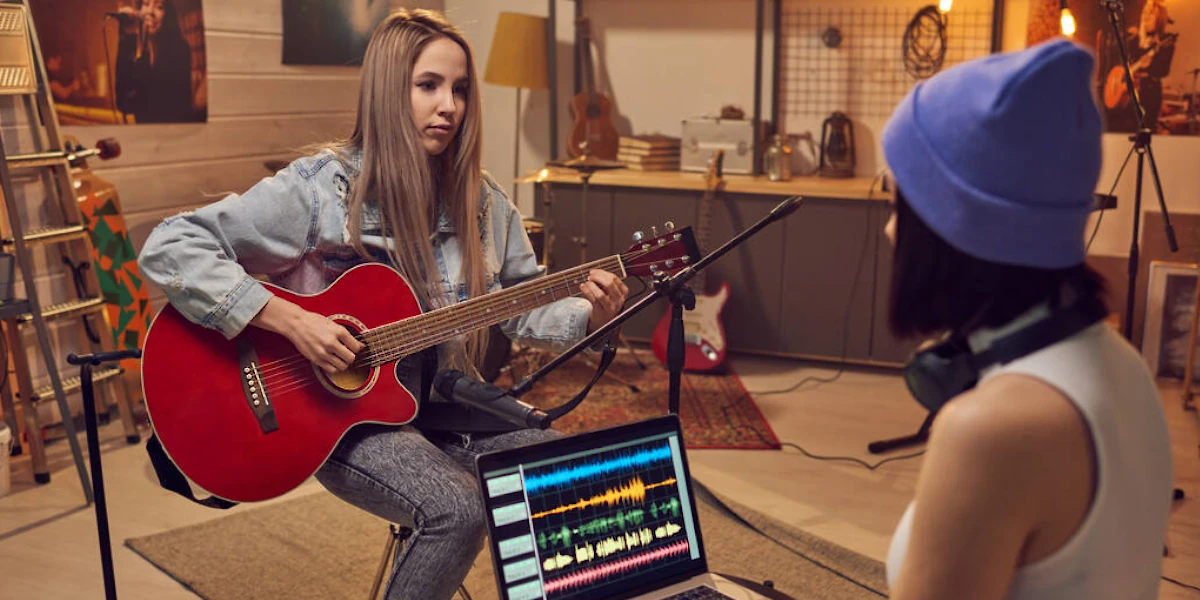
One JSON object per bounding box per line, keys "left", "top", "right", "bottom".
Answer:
{"left": 1100, "top": 0, "right": 1180, "bottom": 342}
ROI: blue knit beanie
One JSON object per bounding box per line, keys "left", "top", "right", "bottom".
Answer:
{"left": 882, "top": 38, "right": 1102, "bottom": 269}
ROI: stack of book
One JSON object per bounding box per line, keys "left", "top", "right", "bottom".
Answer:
{"left": 617, "top": 135, "right": 680, "bottom": 171}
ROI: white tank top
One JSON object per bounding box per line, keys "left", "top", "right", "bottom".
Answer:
{"left": 885, "top": 319, "right": 1174, "bottom": 599}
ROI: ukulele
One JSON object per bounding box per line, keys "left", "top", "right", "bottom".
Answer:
{"left": 651, "top": 150, "right": 730, "bottom": 372}
{"left": 1104, "top": 32, "right": 1177, "bottom": 111}
{"left": 140, "top": 227, "right": 698, "bottom": 503}
{"left": 566, "top": 16, "right": 619, "bottom": 159}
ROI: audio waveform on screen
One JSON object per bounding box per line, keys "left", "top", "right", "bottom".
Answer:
{"left": 530, "top": 476, "right": 677, "bottom": 520}
{"left": 541, "top": 522, "right": 684, "bottom": 572}
{"left": 524, "top": 443, "right": 672, "bottom": 494}
{"left": 543, "top": 540, "right": 691, "bottom": 594}
{"left": 537, "top": 508, "right": 649, "bottom": 550}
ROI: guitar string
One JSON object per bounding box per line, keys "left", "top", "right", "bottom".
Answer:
{"left": 259, "top": 282, "right": 612, "bottom": 397}
{"left": 251, "top": 256, "right": 615, "bottom": 377}
{"left": 252, "top": 255, "right": 618, "bottom": 379}
{"left": 254, "top": 246, "right": 681, "bottom": 394}
{"left": 251, "top": 243, "right": 671, "bottom": 378}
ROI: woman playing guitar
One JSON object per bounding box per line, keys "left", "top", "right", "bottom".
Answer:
{"left": 136, "top": 9, "right": 627, "bottom": 599}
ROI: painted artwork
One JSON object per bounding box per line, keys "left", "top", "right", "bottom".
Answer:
{"left": 1029, "top": 0, "right": 1200, "bottom": 135}
{"left": 1142, "top": 261, "right": 1200, "bottom": 380}
{"left": 30, "top": 0, "right": 208, "bottom": 125}
{"left": 281, "top": 0, "right": 390, "bottom": 66}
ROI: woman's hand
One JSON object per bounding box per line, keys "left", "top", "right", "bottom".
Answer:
{"left": 117, "top": 5, "right": 141, "bottom": 35}
{"left": 581, "top": 269, "right": 629, "bottom": 333}
{"left": 251, "top": 296, "right": 365, "bottom": 374}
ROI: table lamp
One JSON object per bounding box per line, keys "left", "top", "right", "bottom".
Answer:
{"left": 484, "top": 12, "right": 549, "bottom": 205}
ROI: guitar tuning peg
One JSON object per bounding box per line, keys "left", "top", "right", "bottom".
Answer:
{"left": 651, "top": 226, "right": 659, "bottom": 237}
{"left": 632, "top": 231, "right": 645, "bottom": 243}
{"left": 664, "top": 221, "right": 675, "bottom": 232}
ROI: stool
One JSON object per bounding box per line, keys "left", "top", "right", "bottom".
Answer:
{"left": 369, "top": 525, "right": 474, "bottom": 600}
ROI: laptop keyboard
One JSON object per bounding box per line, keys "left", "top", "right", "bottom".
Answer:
{"left": 663, "top": 584, "right": 739, "bottom": 599}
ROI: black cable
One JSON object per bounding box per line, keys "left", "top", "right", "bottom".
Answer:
{"left": 782, "top": 441, "right": 924, "bottom": 471}
{"left": 1086, "top": 152, "right": 1132, "bottom": 254}
{"left": 903, "top": 6, "right": 948, "bottom": 80}
{"left": 1162, "top": 575, "right": 1200, "bottom": 593}
{"left": 692, "top": 478, "right": 887, "bottom": 597}
{"left": 747, "top": 171, "right": 885, "bottom": 397}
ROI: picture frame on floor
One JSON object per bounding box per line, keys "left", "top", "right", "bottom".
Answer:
{"left": 1141, "top": 260, "right": 1200, "bottom": 380}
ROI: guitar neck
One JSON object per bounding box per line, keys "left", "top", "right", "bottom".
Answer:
{"left": 357, "top": 256, "right": 626, "bottom": 365}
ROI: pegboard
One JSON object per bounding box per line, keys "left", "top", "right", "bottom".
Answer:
{"left": 780, "top": 3, "right": 993, "bottom": 127}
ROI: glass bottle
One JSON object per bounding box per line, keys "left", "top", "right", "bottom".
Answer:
{"left": 764, "top": 134, "right": 793, "bottom": 182}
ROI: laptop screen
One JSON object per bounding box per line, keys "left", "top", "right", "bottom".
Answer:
{"left": 475, "top": 415, "right": 709, "bottom": 600}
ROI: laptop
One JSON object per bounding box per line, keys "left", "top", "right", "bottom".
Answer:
{"left": 475, "top": 414, "right": 772, "bottom": 600}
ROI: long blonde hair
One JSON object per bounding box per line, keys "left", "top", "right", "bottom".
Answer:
{"left": 335, "top": 9, "right": 488, "bottom": 367}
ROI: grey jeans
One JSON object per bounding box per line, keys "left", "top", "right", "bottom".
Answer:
{"left": 314, "top": 423, "right": 561, "bottom": 599}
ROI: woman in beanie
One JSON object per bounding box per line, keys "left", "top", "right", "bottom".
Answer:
{"left": 880, "top": 39, "right": 1173, "bottom": 599}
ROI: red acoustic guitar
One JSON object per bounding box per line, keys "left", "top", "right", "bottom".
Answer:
{"left": 141, "top": 227, "right": 699, "bottom": 503}
{"left": 651, "top": 150, "right": 729, "bottom": 372}
{"left": 567, "top": 16, "right": 619, "bottom": 160}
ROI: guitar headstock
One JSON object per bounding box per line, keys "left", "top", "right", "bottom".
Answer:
{"left": 705, "top": 149, "right": 726, "bottom": 193}
{"left": 621, "top": 223, "right": 701, "bottom": 279}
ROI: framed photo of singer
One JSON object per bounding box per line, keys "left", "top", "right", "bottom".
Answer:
{"left": 1027, "top": 0, "right": 1199, "bottom": 136}
{"left": 1141, "top": 261, "right": 1200, "bottom": 380}
{"left": 29, "top": 0, "right": 208, "bottom": 124}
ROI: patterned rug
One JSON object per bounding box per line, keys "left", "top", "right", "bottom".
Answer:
{"left": 493, "top": 347, "right": 780, "bottom": 450}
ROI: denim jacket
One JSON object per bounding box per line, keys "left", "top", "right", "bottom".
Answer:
{"left": 138, "top": 149, "right": 592, "bottom": 373}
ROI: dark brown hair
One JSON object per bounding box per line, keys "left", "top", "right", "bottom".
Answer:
{"left": 888, "top": 187, "right": 1107, "bottom": 339}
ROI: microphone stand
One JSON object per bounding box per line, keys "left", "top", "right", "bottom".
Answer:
{"left": 1101, "top": 0, "right": 1179, "bottom": 342}
{"left": 508, "top": 196, "right": 804, "bottom": 417}
{"left": 68, "top": 349, "right": 143, "bottom": 600}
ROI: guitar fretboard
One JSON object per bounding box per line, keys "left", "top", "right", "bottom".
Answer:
{"left": 353, "top": 256, "right": 625, "bottom": 366}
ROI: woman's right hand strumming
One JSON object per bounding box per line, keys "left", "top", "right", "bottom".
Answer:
{"left": 251, "top": 296, "right": 365, "bottom": 374}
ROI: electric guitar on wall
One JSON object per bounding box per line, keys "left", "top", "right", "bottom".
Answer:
{"left": 651, "top": 150, "right": 730, "bottom": 372}
{"left": 567, "top": 16, "right": 619, "bottom": 159}
{"left": 140, "top": 227, "right": 698, "bottom": 503}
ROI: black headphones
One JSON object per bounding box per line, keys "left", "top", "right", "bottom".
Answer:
{"left": 903, "top": 296, "right": 1109, "bottom": 414}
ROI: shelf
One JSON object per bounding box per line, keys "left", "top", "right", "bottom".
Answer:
{"left": 528, "top": 168, "right": 889, "bottom": 202}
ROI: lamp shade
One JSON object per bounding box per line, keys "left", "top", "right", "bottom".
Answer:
{"left": 483, "top": 12, "right": 548, "bottom": 90}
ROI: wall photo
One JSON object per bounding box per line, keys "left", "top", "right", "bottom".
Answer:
{"left": 1033, "top": 0, "right": 1200, "bottom": 135}
{"left": 281, "top": 0, "right": 390, "bottom": 66}
{"left": 31, "top": 0, "right": 208, "bottom": 125}
{"left": 1142, "top": 261, "right": 1200, "bottom": 380}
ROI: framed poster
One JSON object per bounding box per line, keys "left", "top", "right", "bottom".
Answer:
{"left": 1029, "top": 0, "right": 1200, "bottom": 135}
{"left": 1141, "top": 260, "right": 1200, "bottom": 380}
{"left": 30, "top": 0, "right": 208, "bottom": 124}
{"left": 281, "top": 0, "right": 389, "bottom": 66}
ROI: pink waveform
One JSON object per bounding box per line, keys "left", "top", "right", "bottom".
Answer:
{"left": 543, "top": 540, "right": 691, "bottom": 595}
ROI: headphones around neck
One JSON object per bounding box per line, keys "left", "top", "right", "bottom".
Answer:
{"left": 903, "top": 296, "right": 1109, "bottom": 414}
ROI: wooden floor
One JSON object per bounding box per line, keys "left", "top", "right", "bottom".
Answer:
{"left": 0, "top": 353, "right": 1196, "bottom": 599}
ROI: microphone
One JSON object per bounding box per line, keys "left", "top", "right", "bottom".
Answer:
{"left": 104, "top": 11, "right": 136, "bottom": 24}
{"left": 433, "top": 370, "right": 550, "bottom": 430}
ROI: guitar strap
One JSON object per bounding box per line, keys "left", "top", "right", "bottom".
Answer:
{"left": 145, "top": 432, "right": 238, "bottom": 509}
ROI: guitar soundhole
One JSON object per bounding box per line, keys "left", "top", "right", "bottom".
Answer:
{"left": 315, "top": 316, "right": 377, "bottom": 399}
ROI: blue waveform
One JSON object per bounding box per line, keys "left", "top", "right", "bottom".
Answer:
{"left": 525, "top": 443, "right": 673, "bottom": 494}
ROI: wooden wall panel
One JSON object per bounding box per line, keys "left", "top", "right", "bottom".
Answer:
{"left": 0, "top": 0, "right": 428, "bottom": 399}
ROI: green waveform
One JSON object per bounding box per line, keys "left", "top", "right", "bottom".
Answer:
{"left": 537, "top": 508, "right": 648, "bottom": 550}
{"left": 650, "top": 497, "right": 680, "bottom": 519}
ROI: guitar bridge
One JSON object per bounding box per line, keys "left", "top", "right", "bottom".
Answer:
{"left": 238, "top": 337, "right": 279, "bottom": 434}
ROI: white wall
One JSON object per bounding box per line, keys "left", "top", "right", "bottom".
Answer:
{"left": 450, "top": 0, "right": 1200, "bottom": 259}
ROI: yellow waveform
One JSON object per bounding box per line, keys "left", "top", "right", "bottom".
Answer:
{"left": 655, "top": 521, "right": 682, "bottom": 539}
{"left": 530, "top": 477, "right": 677, "bottom": 520}
{"left": 542, "top": 553, "right": 573, "bottom": 572}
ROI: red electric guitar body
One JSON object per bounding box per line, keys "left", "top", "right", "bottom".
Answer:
{"left": 141, "top": 228, "right": 698, "bottom": 503}
{"left": 652, "top": 150, "right": 729, "bottom": 372}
